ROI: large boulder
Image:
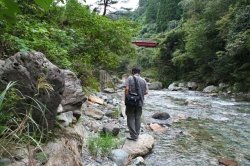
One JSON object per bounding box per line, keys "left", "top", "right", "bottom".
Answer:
{"left": 122, "top": 134, "right": 154, "bottom": 158}
{"left": 0, "top": 52, "right": 65, "bottom": 130}
{"left": 81, "top": 106, "right": 104, "bottom": 120}
{"left": 148, "top": 82, "right": 162, "bottom": 90}
{"left": 203, "top": 85, "right": 219, "bottom": 93}
{"left": 61, "top": 70, "right": 86, "bottom": 112}
{"left": 168, "top": 83, "right": 182, "bottom": 91}
{"left": 43, "top": 123, "right": 88, "bottom": 166}
{"left": 103, "top": 123, "right": 120, "bottom": 136}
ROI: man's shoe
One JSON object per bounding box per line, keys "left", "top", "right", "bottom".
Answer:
{"left": 127, "top": 136, "right": 138, "bottom": 141}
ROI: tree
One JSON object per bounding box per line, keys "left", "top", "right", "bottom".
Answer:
{"left": 0, "top": 0, "right": 73, "bottom": 24}
{"left": 156, "top": 0, "right": 182, "bottom": 32}
{"left": 97, "top": 0, "right": 119, "bottom": 16}
{"left": 145, "top": 0, "right": 159, "bottom": 24}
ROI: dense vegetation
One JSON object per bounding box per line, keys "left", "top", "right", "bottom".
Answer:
{"left": 0, "top": 0, "right": 138, "bottom": 89}
{"left": 129, "top": 0, "right": 250, "bottom": 91}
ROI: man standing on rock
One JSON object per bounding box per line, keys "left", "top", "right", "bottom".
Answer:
{"left": 124, "top": 67, "right": 148, "bottom": 140}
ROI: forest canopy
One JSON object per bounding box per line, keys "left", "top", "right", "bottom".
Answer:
{"left": 129, "top": 0, "right": 250, "bottom": 92}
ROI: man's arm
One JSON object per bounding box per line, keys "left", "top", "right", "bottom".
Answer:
{"left": 125, "top": 86, "right": 129, "bottom": 96}
{"left": 125, "top": 86, "right": 129, "bottom": 102}
{"left": 144, "top": 90, "right": 148, "bottom": 95}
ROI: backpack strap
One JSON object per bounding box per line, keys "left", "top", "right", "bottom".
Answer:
{"left": 133, "top": 76, "right": 139, "bottom": 95}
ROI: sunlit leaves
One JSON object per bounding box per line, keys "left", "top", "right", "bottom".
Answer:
{"left": 3, "top": 0, "right": 22, "bottom": 14}
{"left": 0, "top": 0, "right": 54, "bottom": 24}
{"left": 63, "top": 0, "right": 138, "bottom": 68}
{"left": 0, "top": 9, "right": 17, "bottom": 24}
{"left": 33, "top": 0, "right": 53, "bottom": 12}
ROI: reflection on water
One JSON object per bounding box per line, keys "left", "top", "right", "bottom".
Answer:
{"left": 143, "top": 90, "right": 250, "bottom": 166}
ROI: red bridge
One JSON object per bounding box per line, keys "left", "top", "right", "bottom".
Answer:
{"left": 132, "top": 39, "right": 158, "bottom": 47}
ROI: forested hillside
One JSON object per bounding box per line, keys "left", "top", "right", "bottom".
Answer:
{"left": 129, "top": 0, "right": 250, "bottom": 92}
{"left": 1, "top": 0, "right": 250, "bottom": 92}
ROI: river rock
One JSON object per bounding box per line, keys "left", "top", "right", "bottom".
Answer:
{"left": 218, "top": 158, "right": 238, "bottom": 166}
{"left": 109, "top": 149, "right": 129, "bottom": 166}
{"left": 177, "top": 114, "right": 186, "bottom": 120}
{"left": 130, "top": 156, "right": 145, "bottom": 166}
{"left": 103, "top": 123, "right": 120, "bottom": 136}
{"left": 103, "top": 88, "right": 116, "bottom": 93}
{"left": 168, "top": 83, "right": 181, "bottom": 91}
{"left": 82, "top": 117, "right": 102, "bottom": 132}
{"left": 0, "top": 52, "right": 65, "bottom": 130}
{"left": 122, "top": 134, "right": 154, "bottom": 158}
{"left": 167, "top": 130, "right": 186, "bottom": 137}
{"left": 152, "top": 112, "right": 170, "bottom": 120}
{"left": 149, "top": 123, "right": 167, "bottom": 132}
{"left": 149, "top": 117, "right": 173, "bottom": 126}
{"left": 187, "top": 82, "right": 198, "bottom": 90}
{"left": 43, "top": 123, "right": 88, "bottom": 166}
{"left": 88, "top": 95, "right": 104, "bottom": 105}
{"left": 203, "top": 85, "right": 219, "bottom": 93}
{"left": 61, "top": 69, "right": 86, "bottom": 112}
{"left": 219, "top": 83, "right": 229, "bottom": 90}
{"left": 148, "top": 82, "right": 162, "bottom": 90}
{"left": 0, "top": 59, "right": 5, "bottom": 66}
{"left": 82, "top": 106, "right": 104, "bottom": 120}
{"left": 56, "top": 111, "right": 73, "bottom": 127}
{"left": 72, "top": 110, "right": 82, "bottom": 120}
{"left": 209, "top": 93, "right": 218, "bottom": 97}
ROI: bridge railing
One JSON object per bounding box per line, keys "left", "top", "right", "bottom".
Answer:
{"left": 131, "top": 38, "right": 157, "bottom": 43}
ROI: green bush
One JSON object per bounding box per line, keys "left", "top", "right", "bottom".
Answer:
{"left": 0, "top": 82, "right": 17, "bottom": 133}
{"left": 88, "top": 133, "right": 119, "bottom": 157}
{"left": 0, "top": 80, "right": 53, "bottom": 161}
{"left": 111, "top": 107, "right": 122, "bottom": 119}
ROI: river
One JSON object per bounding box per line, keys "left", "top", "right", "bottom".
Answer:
{"left": 140, "top": 90, "right": 250, "bottom": 166}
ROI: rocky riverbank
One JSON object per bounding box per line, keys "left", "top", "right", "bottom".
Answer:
{"left": 0, "top": 52, "right": 155, "bottom": 166}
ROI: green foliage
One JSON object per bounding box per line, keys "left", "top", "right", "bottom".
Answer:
{"left": 0, "top": 81, "right": 52, "bottom": 160}
{"left": 0, "top": 0, "right": 62, "bottom": 24}
{"left": 145, "top": 0, "right": 159, "bottom": 24}
{"left": 0, "top": 82, "right": 17, "bottom": 133}
{"left": 111, "top": 107, "right": 121, "bottom": 119}
{"left": 61, "top": 0, "right": 138, "bottom": 68}
{"left": 88, "top": 133, "right": 119, "bottom": 157}
{"left": 156, "top": 0, "right": 182, "bottom": 32}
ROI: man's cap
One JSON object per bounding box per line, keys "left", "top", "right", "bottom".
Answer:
{"left": 132, "top": 67, "right": 140, "bottom": 74}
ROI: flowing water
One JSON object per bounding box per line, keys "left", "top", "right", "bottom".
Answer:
{"left": 141, "top": 90, "right": 250, "bottom": 166}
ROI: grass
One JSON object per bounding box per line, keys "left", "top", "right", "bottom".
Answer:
{"left": 111, "top": 107, "right": 122, "bottom": 119}
{"left": 0, "top": 78, "right": 55, "bottom": 165}
{"left": 88, "top": 133, "right": 120, "bottom": 158}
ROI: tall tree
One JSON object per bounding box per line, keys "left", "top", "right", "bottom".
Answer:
{"left": 139, "top": 0, "right": 149, "bottom": 7}
{"left": 156, "top": 0, "right": 182, "bottom": 32}
{"left": 145, "top": 0, "right": 159, "bottom": 23}
{"left": 97, "top": 0, "right": 118, "bottom": 15}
